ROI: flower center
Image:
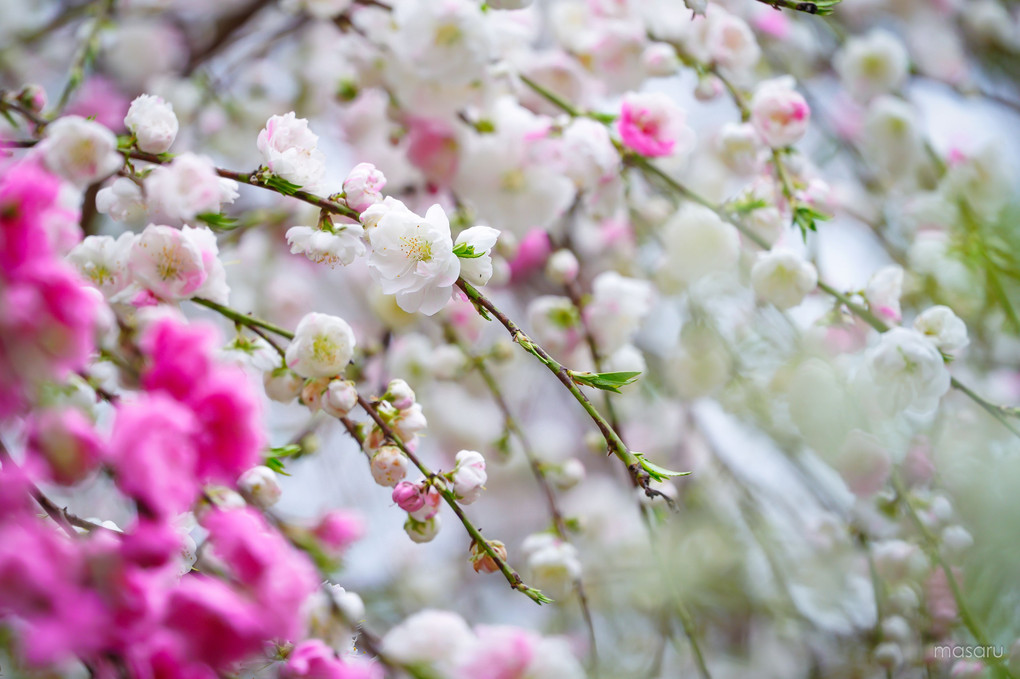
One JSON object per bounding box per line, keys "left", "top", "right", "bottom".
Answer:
{"left": 400, "top": 231, "right": 434, "bottom": 263}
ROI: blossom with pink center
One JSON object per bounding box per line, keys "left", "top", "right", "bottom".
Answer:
{"left": 406, "top": 117, "right": 460, "bottom": 186}
{"left": 342, "top": 163, "right": 387, "bottom": 213}
{"left": 616, "top": 92, "right": 694, "bottom": 158}
{"left": 750, "top": 77, "right": 811, "bottom": 149}
{"left": 508, "top": 228, "right": 551, "bottom": 281}
{"left": 257, "top": 112, "right": 326, "bottom": 189}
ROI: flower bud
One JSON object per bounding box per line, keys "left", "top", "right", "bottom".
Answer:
{"left": 470, "top": 539, "right": 507, "bottom": 574}
{"left": 522, "top": 533, "right": 582, "bottom": 599}
{"left": 300, "top": 377, "right": 330, "bottom": 412}
{"left": 643, "top": 42, "right": 680, "bottom": 77}
{"left": 452, "top": 450, "right": 487, "bottom": 505}
{"left": 370, "top": 446, "right": 409, "bottom": 487}
{"left": 404, "top": 515, "right": 441, "bottom": 543}
{"left": 342, "top": 162, "right": 387, "bottom": 213}
{"left": 264, "top": 367, "right": 303, "bottom": 403}
{"left": 125, "top": 94, "right": 179, "bottom": 154}
{"left": 394, "top": 403, "right": 428, "bottom": 440}
{"left": 694, "top": 75, "right": 724, "bottom": 101}
{"left": 392, "top": 481, "right": 426, "bottom": 513}
{"left": 313, "top": 510, "right": 364, "bottom": 555}
{"left": 384, "top": 378, "right": 416, "bottom": 410}
{"left": 322, "top": 379, "right": 358, "bottom": 418}
{"left": 548, "top": 458, "right": 585, "bottom": 491}
{"left": 237, "top": 465, "right": 282, "bottom": 509}
{"left": 545, "top": 249, "right": 579, "bottom": 285}
{"left": 17, "top": 84, "right": 46, "bottom": 113}
{"left": 408, "top": 484, "right": 442, "bottom": 521}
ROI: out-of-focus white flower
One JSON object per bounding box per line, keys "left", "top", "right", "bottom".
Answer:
{"left": 429, "top": 344, "right": 467, "bottom": 380}
{"left": 237, "top": 465, "right": 282, "bottom": 508}
{"left": 285, "top": 312, "right": 357, "bottom": 378}
{"left": 561, "top": 118, "right": 620, "bottom": 191}
{"left": 547, "top": 458, "right": 585, "bottom": 491}
{"left": 659, "top": 203, "right": 740, "bottom": 290}
{"left": 750, "top": 248, "right": 818, "bottom": 310}
{"left": 286, "top": 223, "right": 366, "bottom": 268}
{"left": 522, "top": 533, "right": 582, "bottom": 600}
{"left": 717, "top": 122, "right": 764, "bottom": 175}
{"left": 125, "top": 94, "right": 179, "bottom": 154}
{"left": 124, "top": 224, "right": 229, "bottom": 304}
{"left": 750, "top": 76, "right": 810, "bottom": 149}
{"left": 144, "top": 153, "right": 239, "bottom": 224}
{"left": 96, "top": 177, "right": 146, "bottom": 222}
{"left": 862, "top": 328, "right": 951, "bottom": 416}
{"left": 528, "top": 295, "right": 582, "bottom": 355}
{"left": 342, "top": 162, "right": 387, "bottom": 213}
{"left": 40, "top": 116, "right": 122, "bottom": 188}
{"left": 914, "top": 305, "right": 968, "bottom": 354}
{"left": 865, "top": 265, "right": 904, "bottom": 323}
{"left": 862, "top": 96, "right": 923, "bottom": 185}
{"left": 545, "top": 249, "right": 580, "bottom": 285}
{"left": 585, "top": 271, "right": 654, "bottom": 355}
{"left": 700, "top": 5, "right": 761, "bottom": 73}
{"left": 452, "top": 450, "right": 486, "bottom": 504}
{"left": 642, "top": 42, "right": 680, "bottom": 77}
{"left": 831, "top": 429, "right": 890, "bottom": 498}
{"left": 67, "top": 232, "right": 137, "bottom": 299}
{"left": 370, "top": 445, "right": 409, "bottom": 487}
{"left": 454, "top": 225, "right": 500, "bottom": 286}
{"left": 390, "top": 0, "right": 490, "bottom": 85}
{"left": 257, "top": 112, "right": 326, "bottom": 189}
{"left": 834, "top": 29, "right": 909, "bottom": 102}
{"left": 380, "top": 609, "right": 474, "bottom": 673}
{"left": 365, "top": 201, "right": 461, "bottom": 315}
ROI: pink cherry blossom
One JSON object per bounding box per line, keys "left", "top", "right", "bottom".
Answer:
{"left": 616, "top": 92, "right": 694, "bottom": 157}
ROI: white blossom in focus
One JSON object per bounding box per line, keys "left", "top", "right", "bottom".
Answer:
{"left": 285, "top": 312, "right": 357, "bottom": 378}
{"left": 125, "top": 94, "right": 179, "bottom": 154}
{"left": 67, "top": 232, "right": 137, "bottom": 299}
{"left": 286, "top": 223, "right": 366, "bottom": 268}
{"left": 454, "top": 226, "right": 500, "bottom": 287}
{"left": 257, "top": 112, "right": 327, "bottom": 189}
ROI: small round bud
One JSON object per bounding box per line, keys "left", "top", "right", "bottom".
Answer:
{"left": 300, "top": 377, "right": 330, "bottom": 412}
{"left": 342, "top": 162, "right": 387, "bottom": 213}
{"left": 392, "top": 481, "right": 426, "bottom": 513}
{"left": 313, "top": 510, "right": 364, "bottom": 556}
{"left": 370, "top": 446, "right": 409, "bottom": 487}
{"left": 237, "top": 465, "right": 282, "bottom": 509}
{"left": 545, "top": 249, "right": 580, "bottom": 285}
{"left": 17, "top": 84, "right": 47, "bottom": 113}
{"left": 452, "top": 450, "right": 487, "bottom": 505}
{"left": 384, "top": 378, "right": 416, "bottom": 410}
{"left": 470, "top": 539, "right": 507, "bottom": 574}
{"left": 322, "top": 379, "right": 358, "bottom": 418}
{"left": 643, "top": 42, "right": 680, "bottom": 77}
{"left": 874, "top": 642, "right": 903, "bottom": 670}
{"left": 941, "top": 525, "right": 974, "bottom": 563}
{"left": 264, "top": 367, "right": 304, "bottom": 403}
{"left": 404, "top": 515, "right": 441, "bottom": 543}
{"left": 548, "top": 458, "right": 585, "bottom": 491}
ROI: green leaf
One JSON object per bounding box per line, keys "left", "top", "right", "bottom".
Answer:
{"left": 264, "top": 456, "right": 290, "bottom": 476}
{"left": 570, "top": 370, "right": 641, "bottom": 394}
{"left": 633, "top": 453, "right": 691, "bottom": 482}
{"left": 728, "top": 197, "right": 769, "bottom": 214}
{"left": 453, "top": 241, "right": 485, "bottom": 259}
{"left": 269, "top": 444, "right": 302, "bottom": 458}
{"left": 263, "top": 174, "right": 303, "bottom": 196}
{"left": 197, "top": 212, "right": 239, "bottom": 230}
{"left": 793, "top": 204, "right": 831, "bottom": 240}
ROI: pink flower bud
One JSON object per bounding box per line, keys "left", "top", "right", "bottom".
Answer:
{"left": 750, "top": 77, "right": 811, "bottom": 149}
{"left": 384, "top": 378, "right": 416, "bottom": 410}
{"left": 509, "top": 229, "right": 551, "bottom": 280}
{"left": 342, "top": 162, "right": 387, "bottom": 213}
{"left": 409, "top": 484, "right": 441, "bottom": 522}
{"left": 452, "top": 450, "right": 487, "bottom": 505}
{"left": 322, "top": 379, "right": 358, "bottom": 418}
{"left": 313, "top": 510, "right": 365, "bottom": 555}
{"left": 392, "top": 481, "right": 425, "bottom": 513}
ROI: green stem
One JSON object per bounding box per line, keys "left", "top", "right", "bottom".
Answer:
{"left": 54, "top": 0, "right": 114, "bottom": 115}
{"left": 192, "top": 298, "right": 296, "bottom": 340}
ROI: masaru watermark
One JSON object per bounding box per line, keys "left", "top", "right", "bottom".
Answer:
{"left": 932, "top": 644, "right": 1007, "bottom": 660}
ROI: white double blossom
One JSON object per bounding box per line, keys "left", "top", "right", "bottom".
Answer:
{"left": 750, "top": 248, "right": 818, "bottom": 310}
{"left": 861, "top": 328, "right": 951, "bottom": 416}
{"left": 286, "top": 222, "right": 366, "bottom": 268}
{"left": 362, "top": 199, "right": 462, "bottom": 315}
{"left": 125, "top": 94, "right": 179, "bottom": 154}
{"left": 285, "top": 312, "right": 357, "bottom": 378}
{"left": 122, "top": 224, "right": 229, "bottom": 304}
{"left": 257, "top": 112, "right": 326, "bottom": 189}
{"left": 914, "top": 305, "right": 969, "bottom": 354}
{"left": 144, "top": 153, "right": 239, "bottom": 224}
{"left": 40, "top": 116, "right": 122, "bottom": 188}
